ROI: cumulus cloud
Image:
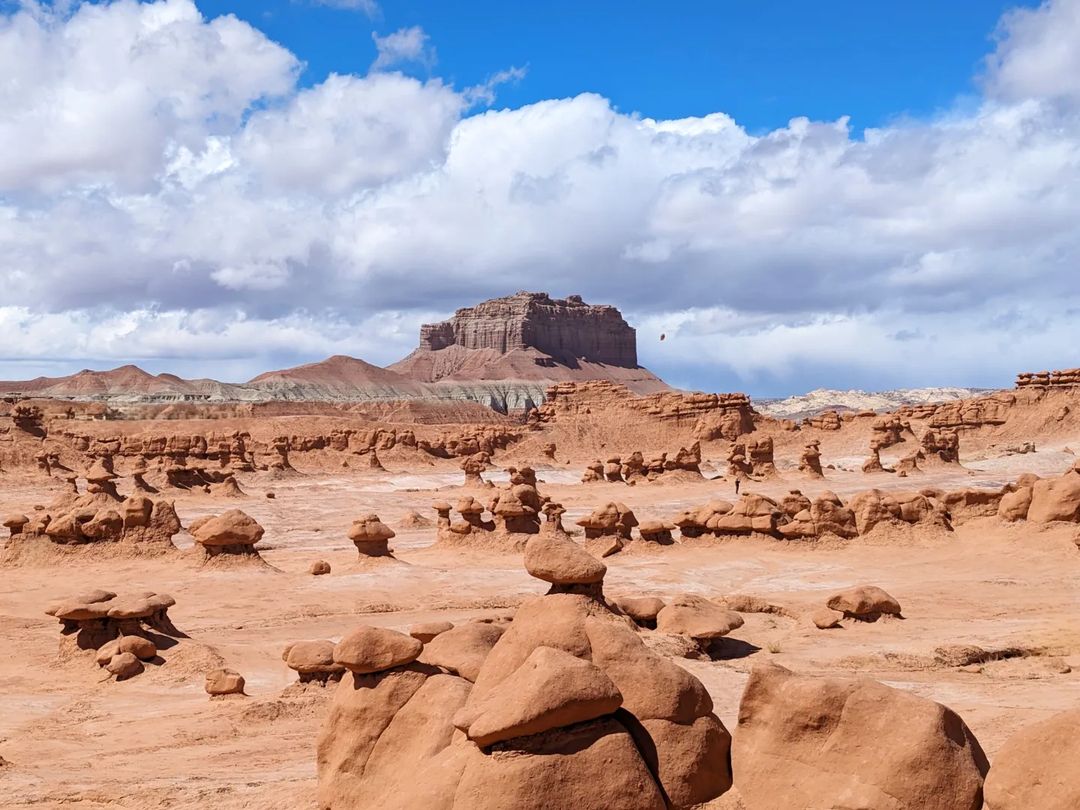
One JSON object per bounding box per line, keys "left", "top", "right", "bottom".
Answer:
{"left": 2, "top": 0, "right": 1080, "bottom": 395}
{"left": 370, "top": 25, "right": 434, "bottom": 72}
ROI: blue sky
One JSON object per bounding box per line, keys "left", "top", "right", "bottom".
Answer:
{"left": 199, "top": 0, "right": 1037, "bottom": 130}
{"left": 2, "top": 0, "right": 1079, "bottom": 397}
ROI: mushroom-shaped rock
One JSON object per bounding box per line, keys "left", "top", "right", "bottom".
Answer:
{"left": 333, "top": 625, "right": 422, "bottom": 674}
{"left": 523, "top": 532, "right": 606, "bottom": 586}
{"left": 656, "top": 595, "right": 745, "bottom": 641}
{"left": 408, "top": 620, "right": 453, "bottom": 643}
{"left": 205, "top": 668, "right": 246, "bottom": 696}
{"left": 826, "top": 585, "right": 902, "bottom": 620}
{"left": 637, "top": 519, "right": 676, "bottom": 544}
{"left": 3, "top": 514, "right": 29, "bottom": 535}
{"left": 309, "top": 559, "right": 331, "bottom": 575}
{"left": 983, "top": 709, "right": 1080, "bottom": 810}
{"left": 733, "top": 663, "right": 988, "bottom": 810}
{"left": 458, "top": 645, "right": 623, "bottom": 747}
{"left": 577, "top": 501, "right": 637, "bottom": 539}
{"left": 616, "top": 596, "right": 667, "bottom": 626}
{"left": 347, "top": 514, "right": 396, "bottom": 558}
{"left": 417, "top": 621, "right": 506, "bottom": 682}
{"left": 191, "top": 509, "right": 264, "bottom": 549}
{"left": 285, "top": 640, "right": 346, "bottom": 682}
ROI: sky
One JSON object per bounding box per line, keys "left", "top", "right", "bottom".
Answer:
{"left": 1, "top": 0, "right": 1079, "bottom": 396}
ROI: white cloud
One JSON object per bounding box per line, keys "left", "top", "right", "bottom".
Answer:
{"left": 2, "top": 0, "right": 1080, "bottom": 395}
{"left": 370, "top": 25, "right": 434, "bottom": 72}
{"left": 984, "top": 0, "right": 1080, "bottom": 104}
{"left": 309, "top": 0, "right": 379, "bottom": 15}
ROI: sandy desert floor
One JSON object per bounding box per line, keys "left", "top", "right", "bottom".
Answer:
{"left": 1, "top": 448, "right": 1078, "bottom": 809}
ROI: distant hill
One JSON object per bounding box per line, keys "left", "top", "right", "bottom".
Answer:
{"left": 755, "top": 387, "right": 993, "bottom": 421}
{"left": 0, "top": 292, "right": 671, "bottom": 411}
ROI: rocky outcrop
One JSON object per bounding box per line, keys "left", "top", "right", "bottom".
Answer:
{"left": 1, "top": 492, "right": 181, "bottom": 564}
{"left": 315, "top": 538, "right": 733, "bottom": 810}
{"left": 415, "top": 292, "right": 638, "bottom": 367}
{"left": 798, "top": 440, "right": 824, "bottom": 477}
{"left": 46, "top": 589, "right": 181, "bottom": 680}
{"left": 529, "top": 381, "right": 754, "bottom": 440}
{"left": 1016, "top": 368, "right": 1080, "bottom": 388}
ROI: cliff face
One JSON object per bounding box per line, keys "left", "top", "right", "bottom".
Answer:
{"left": 417, "top": 292, "right": 638, "bottom": 367}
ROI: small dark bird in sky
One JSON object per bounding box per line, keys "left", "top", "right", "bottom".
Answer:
{"left": 660, "top": 333, "right": 666, "bottom": 341}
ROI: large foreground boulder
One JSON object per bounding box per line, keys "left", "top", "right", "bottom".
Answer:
{"left": 733, "top": 664, "right": 988, "bottom": 810}
{"left": 315, "top": 535, "right": 732, "bottom": 809}
{"left": 983, "top": 709, "right": 1080, "bottom": 810}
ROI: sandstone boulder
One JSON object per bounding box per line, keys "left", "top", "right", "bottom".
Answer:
{"left": 523, "top": 532, "right": 606, "bottom": 586}
{"left": 333, "top": 626, "right": 423, "bottom": 675}
{"left": 656, "top": 595, "right": 745, "bottom": 641}
{"left": 458, "top": 645, "right": 623, "bottom": 747}
{"left": 983, "top": 709, "right": 1080, "bottom": 810}
{"left": 826, "top": 585, "right": 902, "bottom": 620}
{"left": 206, "top": 668, "right": 246, "bottom": 696}
{"left": 733, "top": 663, "right": 988, "bottom": 810}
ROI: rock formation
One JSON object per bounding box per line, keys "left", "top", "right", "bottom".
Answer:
{"left": 581, "top": 443, "right": 701, "bottom": 484}
{"left": 46, "top": 589, "right": 181, "bottom": 680}
{"left": 348, "top": 514, "right": 397, "bottom": 561}
{"left": 415, "top": 292, "right": 639, "bottom": 367}
{"left": 315, "top": 532, "right": 733, "bottom": 810}
{"left": 434, "top": 467, "right": 554, "bottom": 550}
{"left": 576, "top": 502, "right": 638, "bottom": 556}
{"left": 189, "top": 509, "right": 268, "bottom": 565}
{"left": 826, "top": 585, "right": 902, "bottom": 620}
{"left": 283, "top": 640, "right": 346, "bottom": 685}
{"left": 529, "top": 380, "right": 754, "bottom": 442}
{"left": 1015, "top": 367, "right": 1080, "bottom": 388}
{"left": 798, "top": 440, "right": 824, "bottom": 477}
{"left": 983, "top": 709, "right": 1080, "bottom": 809}
{"left": 733, "top": 663, "right": 988, "bottom": 810}
{"left": 1, "top": 492, "right": 181, "bottom": 564}
{"left": 206, "top": 668, "right": 246, "bottom": 696}
{"left": 921, "top": 428, "right": 961, "bottom": 464}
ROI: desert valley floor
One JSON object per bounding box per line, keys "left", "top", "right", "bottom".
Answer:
{"left": 1, "top": 376, "right": 1079, "bottom": 809}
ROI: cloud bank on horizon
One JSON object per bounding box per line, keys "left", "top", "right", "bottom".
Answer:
{"left": 1, "top": 0, "right": 1079, "bottom": 395}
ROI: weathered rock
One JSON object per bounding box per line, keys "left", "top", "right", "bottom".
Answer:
{"left": 459, "top": 646, "right": 623, "bottom": 747}
{"left": 309, "top": 559, "right": 332, "bottom": 575}
{"left": 105, "top": 652, "right": 144, "bottom": 680}
{"left": 523, "top": 532, "right": 606, "bottom": 586}
{"left": 417, "top": 621, "right": 506, "bottom": 682}
{"left": 983, "top": 709, "right": 1080, "bottom": 810}
{"left": 347, "top": 514, "right": 396, "bottom": 558}
{"left": 1027, "top": 466, "right": 1080, "bottom": 523}
{"left": 656, "top": 595, "right": 745, "bottom": 640}
{"left": 205, "top": 668, "right": 246, "bottom": 696}
{"left": 615, "top": 596, "right": 666, "bottom": 626}
{"left": 826, "top": 585, "right": 902, "bottom": 620}
{"left": 284, "top": 640, "right": 347, "bottom": 682}
{"left": 409, "top": 621, "right": 454, "bottom": 643}
{"left": 734, "top": 664, "right": 988, "bottom": 810}
{"left": 333, "top": 626, "right": 423, "bottom": 675}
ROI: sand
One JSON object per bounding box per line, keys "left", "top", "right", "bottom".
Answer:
{"left": 0, "top": 437, "right": 1078, "bottom": 808}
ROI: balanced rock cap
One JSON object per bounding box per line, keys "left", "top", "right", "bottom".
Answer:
{"left": 523, "top": 532, "right": 606, "bottom": 585}
{"left": 333, "top": 625, "right": 422, "bottom": 674}
{"left": 191, "top": 510, "right": 265, "bottom": 547}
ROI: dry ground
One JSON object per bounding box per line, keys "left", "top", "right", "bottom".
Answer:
{"left": 1, "top": 448, "right": 1078, "bottom": 809}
